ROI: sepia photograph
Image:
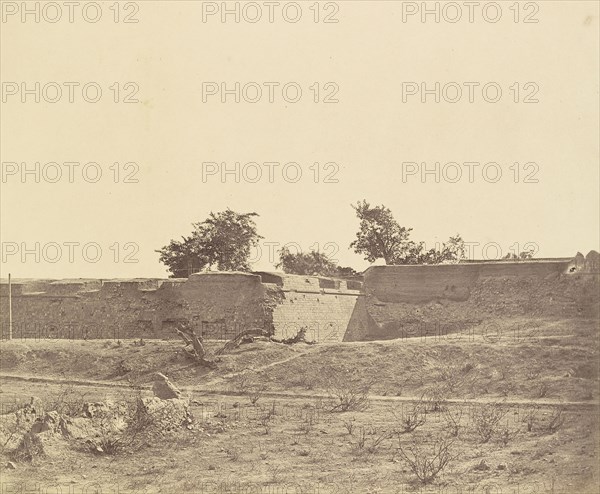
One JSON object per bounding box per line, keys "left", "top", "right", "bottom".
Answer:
{"left": 0, "top": 1, "right": 599, "bottom": 492}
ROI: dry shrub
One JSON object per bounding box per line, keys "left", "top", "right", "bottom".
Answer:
{"left": 522, "top": 404, "right": 540, "bottom": 432}
{"left": 394, "top": 402, "right": 426, "bottom": 433}
{"left": 296, "top": 414, "right": 316, "bottom": 435}
{"left": 422, "top": 387, "right": 448, "bottom": 413}
{"left": 354, "top": 425, "right": 392, "bottom": 455}
{"left": 545, "top": 405, "right": 566, "bottom": 434}
{"left": 248, "top": 384, "right": 267, "bottom": 405}
{"left": 87, "top": 417, "right": 127, "bottom": 456}
{"left": 88, "top": 424, "right": 124, "bottom": 456}
{"left": 259, "top": 409, "right": 274, "bottom": 435}
{"left": 472, "top": 401, "right": 508, "bottom": 443}
{"left": 342, "top": 417, "right": 356, "bottom": 435}
{"left": 442, "top": 406, "right": 464, "bottom": 437}
{"left": 230, "top": 369, "right": 253, "bottom": 393}
{"left": 326, "top": 371, "right": 370, "bottom": 413}
{"left": 396, "top": 436, "right": 457, "bottom": 484}
{"left": 436, "top": 362, "right": 478, "bottom": 396}
{"left": 230, "top": 370, "right": 268, "bottom": 405}
{"left": 46, "top": 384, "right": 89, "bottom": 417}
{"left": 11, "top": 433, "right": 45, "bottom": 462}
{"left": 498, "top": 423, "right": 519, "bottom": 446}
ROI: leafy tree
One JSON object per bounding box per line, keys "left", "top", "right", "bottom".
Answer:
{"left": 349, "top": 200, "right": 413, "bottom": 264}
{"left": 350, "top": 200, "right": 465, "bottom": 265}
{"left": 275, "top": 247, "right": 338, "bottom": 276}
{"left": 157, "top": 209, "right": 262, "bottom": 277}
{"left": 156, "top": 234, "right": 209, "bottom": 278}
{"left": 407, "top": 235, "right": 466, "bottom": 264}
{"left": 275, "top": 247, "right": 359, "bottom": 278}
{"left": 335, "top": 266, "right": 360, "bottom": 278}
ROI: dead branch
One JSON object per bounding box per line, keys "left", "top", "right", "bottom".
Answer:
{"left": 175, "top": 327, "right": 215, "bottom": 368}
{"left": 271, "top": 327, "right": 316, "bottom": 345}
{"left": 217, "top": 329, "right": 271, "bottom": 355}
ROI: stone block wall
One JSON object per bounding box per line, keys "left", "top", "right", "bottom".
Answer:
{"left": 343, "top": 253, "right": 600, "bottom": 341}
{"left": 1, "top": 252, "right": 597, "bottom": 343}
{"left": 0, "top": 273, "right": 274, "bottom": 341}
{"left": 0, "top": 272, "right": 360, "bottom": 342}
{"left": 254, "top": 272, "right": 361, "bottom": 343}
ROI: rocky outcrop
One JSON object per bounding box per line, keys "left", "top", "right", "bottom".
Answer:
{"left": 137, "top": 397, "right": 192, "bottom": 431}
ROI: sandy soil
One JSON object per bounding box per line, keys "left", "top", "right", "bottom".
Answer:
{"left": 0, "top": 317, "right": 598, "bottom": 493}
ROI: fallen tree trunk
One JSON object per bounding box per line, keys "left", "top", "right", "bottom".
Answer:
{"left": 176, "top": 327, "right": 216, "bottom": 368}
{"left": 176, "top": 329, "right": 193, "bottom": 346}
{"left": 217, "top": 329, "right": 271, "bottom": 355}
{"left": 271, "top": 327, "right": 316, "bottom": 345}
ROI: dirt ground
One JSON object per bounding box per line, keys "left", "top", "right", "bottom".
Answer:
{"left": 0, "top": 317, "right": 598, "bottom": 493}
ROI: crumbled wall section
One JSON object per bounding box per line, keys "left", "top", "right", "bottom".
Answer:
{"left": 350, "top": 254, "right": 600, "bottom": 341}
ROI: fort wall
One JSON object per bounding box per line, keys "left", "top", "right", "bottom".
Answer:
{"left": 0, "top": 272, "right": 361, "bottom": 342}
{"left": 344, "top": 253, "right": 600, "bottom": 341}
{"left": 1, "top": 252, "right": 597, "bottom": 343}
{"left": 254, "top": 272, "right": 361, "bottom": 343}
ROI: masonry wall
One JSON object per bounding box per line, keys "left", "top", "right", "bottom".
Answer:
{"left": 0, "top": 273, "right": 274, "bottom": 341}
{"left": 343, "top": 253, "right": 600, "bottom": 341}
{"left": 2, "top": 253, "right": 597, "bottom": 343}
{"left": 254, "top": 273, "right": 361, "bottom": 343}
{"left": 0, "top": 272, "right": 360, "bottom": 342}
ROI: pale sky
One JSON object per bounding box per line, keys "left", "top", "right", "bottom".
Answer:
{"left": 1, "top": 1, "right": 598, "bottom": 279}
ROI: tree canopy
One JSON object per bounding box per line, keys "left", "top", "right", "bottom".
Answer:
{"left": 350, "top": 200, "right": 465, "bottom": 265}
{"left": 275, "top": 246, "right": 359, "bottom": 277}
{"left": 156, "top": 209, "right": 262, "bottom": 278}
